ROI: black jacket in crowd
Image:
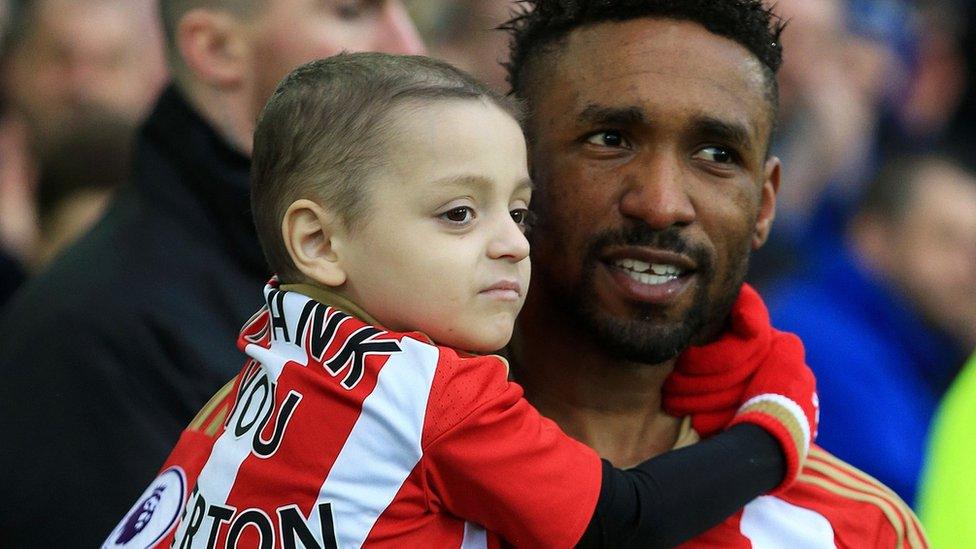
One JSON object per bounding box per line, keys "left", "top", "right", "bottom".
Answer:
{"left": 0, "top": 247, "right": 24, "bottom": 309}
{"left": 0, "top": 87, "right": 271, "bottom": 546}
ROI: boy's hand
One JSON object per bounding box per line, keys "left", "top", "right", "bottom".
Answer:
{"left": 727, "top": 330, "right": 818, "bottom": 493}
{"left": 664, "top": 329, "right": 818, "bottom": 493}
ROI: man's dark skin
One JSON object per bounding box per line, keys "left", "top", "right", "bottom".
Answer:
{"left": 511, "top": 18, "right": 781, "bottom": 468}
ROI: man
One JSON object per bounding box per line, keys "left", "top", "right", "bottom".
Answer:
{"left": 919, "top": 352, "right": 976, "bottom": 547}
{"left": 767, "top": 153, "right": 976, "bottom": 505}
{"left": 2, "top": 0, "right": 165, "bottom": 147}
{"left": 0, "top": 0, "right": 166, "bottom": 272}
{"left": 503, "top": 1, "right": 926, "bottom": 546}
{"left": 0, "top": 1, "right": 422, "bottom": 545}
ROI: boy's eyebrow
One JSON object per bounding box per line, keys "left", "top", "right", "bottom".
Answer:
{"left": 430, "top": 174, "right": 535, "bottom": 192}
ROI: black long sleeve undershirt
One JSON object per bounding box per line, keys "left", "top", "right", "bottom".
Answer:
{"left": 576, "top": 423, "right": 785, "bottom": 548}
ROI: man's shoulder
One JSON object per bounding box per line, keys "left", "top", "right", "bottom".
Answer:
{"left": 684, "top": 445, "right": 926, "bottom": 548}
{"left": 785, "top": 446, "right": 925, "bottom": 547}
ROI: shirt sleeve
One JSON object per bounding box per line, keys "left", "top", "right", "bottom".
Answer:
{"left": 421, "top": 350, "right": 603, "bottom": 548}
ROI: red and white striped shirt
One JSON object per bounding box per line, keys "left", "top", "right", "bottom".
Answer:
{"left": 104, "top": 282, "right": 924, "bottom": 548}
{"left": 678, "top": 444, "right": 926, "bottom": 548}
{"left": 103, "top": 282, "right": 601, "bottom": 548}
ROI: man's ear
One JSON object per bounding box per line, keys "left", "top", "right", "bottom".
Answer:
{"left": 282, "top": 199, "right": 347, "bottom": 287}
{"left": 177, "top": 9, "right": 250, "bottom": 88}
{"left": 753, "top": 156, "right": 781, "bottom": 250}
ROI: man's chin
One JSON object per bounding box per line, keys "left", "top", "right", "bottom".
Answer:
{"left": 583, "top": 312, "right": 697, "bottom": 365}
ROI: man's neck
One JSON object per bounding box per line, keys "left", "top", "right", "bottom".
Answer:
{"left": 178, "top": 79, "right": 255, "bottom": 155}
{"left": 511, "top": 300, "right": 682, "bottom": 468}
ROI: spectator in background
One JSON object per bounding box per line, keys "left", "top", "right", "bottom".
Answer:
{"left": 916, "top": 4, "right": 976, "bottom": 539}
{"left": 888, "top": 0, "right": 968, "bottom": 147}
{"left": 918, "top": 352, "right": 976, "bottom": 547}
{"left": 0, "top": 0, "right": 166, "bottom": 303}
{"left": 3, "top": 0, "right": 165, "bottom": 148}
{"left": 767, "top": 153, "right": 976, "bottom": 506}
{"left": 422, "top": 0, "right": 515, "bottom": 92}
{"left": 0, "top": 0, "right": 423, "bottom": 545}
{"left": 750, "top": 0, "right": 907, "bottom": 287}
{"left": 945, "top": 0, "right": 976, "bottom": 146}
{"left": 0, "top": 0, "right": 26, "bottom": 307}
{"left": 750, "top": 0, "right": 970, "bottom": 291}
{"left": 32, "top": 110, "right": 133, "bottom": 266}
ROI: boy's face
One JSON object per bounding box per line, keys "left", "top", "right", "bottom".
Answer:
{"left": 336, "top": 99, "right": 532, "bottom": 353}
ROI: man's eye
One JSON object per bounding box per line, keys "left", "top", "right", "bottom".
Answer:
{"left": 441, "top": 206, "right": 475, "bottom": 224}
{"left": 585, "top": 131, "right": 628, "bottom": 148}
{"left": 694, "top": 146, "right": 737, "bottom": 164}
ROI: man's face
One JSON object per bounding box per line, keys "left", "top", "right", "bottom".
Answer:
{"left": 246, "top": 0, "right": 424, "bottom": 118}
{"left": 523, "top": 19, "right": 779, "bottom": 364}
{"left": 885, "top": 163, "right": 976, "bottom": 344}
{"left": 336, "top": 100, "right": 532, "bottom": 353}
{"left": 4, "top": 0, "right": 166, "bottom": 143}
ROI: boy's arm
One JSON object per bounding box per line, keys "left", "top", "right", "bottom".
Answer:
{"left": 577, "top": 424, "right": 782, "bottom": 548}
{"left": 665, "top": 329, "right": 819, "bottom": 493}
{"left": 423, "top": 353, "right": 788, "bottom": 548}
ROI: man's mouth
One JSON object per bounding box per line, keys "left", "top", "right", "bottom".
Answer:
{"left": 598, "top": 248, "right": 697, "bottom": 306}
{"left": 612, "top": 258, "right": 685, "bottom": 286}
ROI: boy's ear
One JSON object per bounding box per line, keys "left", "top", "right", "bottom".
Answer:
{"left": 282, "top": 199, "right": 347, "bottom": 287}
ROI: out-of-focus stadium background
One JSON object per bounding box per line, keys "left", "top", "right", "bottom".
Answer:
{"left": 0, "top": 0, "right": 973, "bottom": 544}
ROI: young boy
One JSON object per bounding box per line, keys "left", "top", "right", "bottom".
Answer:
{"left": 104, "top": 53, "right": 817, "bottom": 549}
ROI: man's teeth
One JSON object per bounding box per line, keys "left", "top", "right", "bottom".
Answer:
{"left": 613, "top": 259, "right": 683, "bottom": 284}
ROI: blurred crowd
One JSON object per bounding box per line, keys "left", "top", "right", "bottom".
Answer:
{"left": 0, "top": 0, "right": 973, "bottom": 544}
{"left": 0, "top": 0, "right": 166, "bottom": 301}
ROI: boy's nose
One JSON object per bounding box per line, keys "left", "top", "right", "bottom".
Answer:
{"left": 487, "top": 215, "right": 530, "bottom": 262}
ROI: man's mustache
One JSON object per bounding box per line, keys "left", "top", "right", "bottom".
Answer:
{"left": 587, "top": 224, "right": 709, "bottom": 267}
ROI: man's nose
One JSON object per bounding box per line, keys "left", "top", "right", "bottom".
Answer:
{"left": 487, "top": 214, "right": 530, "bottom": 263}
{"left": 378, "top": 1, "right": 426, "bottom": 56}
{"left": 64, "top": 58, "right": 101, "bottom": 106}
{"left": 619, "top": 152, "right": 695, "bottom": 230}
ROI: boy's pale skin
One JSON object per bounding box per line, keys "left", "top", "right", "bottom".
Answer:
{"left": 283, "top": 98, "right": 533, "bottom": 353}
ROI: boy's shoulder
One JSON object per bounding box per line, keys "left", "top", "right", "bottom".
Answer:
{"left": 238, "top": 284, "right": 515, "bottom": 433}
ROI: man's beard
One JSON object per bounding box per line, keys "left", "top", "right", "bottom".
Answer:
{"left": 553, "top": 224, "right": 747, "bottom": 365}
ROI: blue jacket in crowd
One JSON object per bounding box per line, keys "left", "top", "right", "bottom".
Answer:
{"left": 766, "top": 244, "right": 964, "bottom": 507}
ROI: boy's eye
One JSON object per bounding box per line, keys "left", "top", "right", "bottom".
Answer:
{"left": 511, "top": 208, "right": 534, "bottom": 233}
{"left": 441, "top": 206, "right": 475, "bottom": 224}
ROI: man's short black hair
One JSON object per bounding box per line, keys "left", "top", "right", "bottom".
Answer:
{"left": 502, "top": 0, "right": 786, "bottom": 105}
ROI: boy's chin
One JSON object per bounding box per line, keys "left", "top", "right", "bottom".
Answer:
{"left": 447, "top": 330, "right": 513, "bottom": 355}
